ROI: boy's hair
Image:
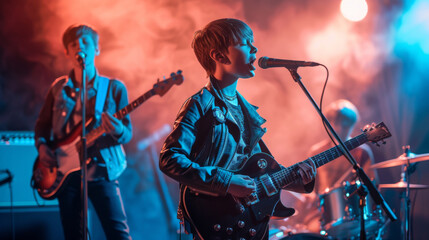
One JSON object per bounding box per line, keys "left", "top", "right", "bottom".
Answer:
{"left": 325, "top": 99, "right": 359, "bottom": 128}
{"left": 191, "top": 18, "right": 253, "bottom": 76}
{"left": 62, "top": 24, "right": 99, "bottom": 50}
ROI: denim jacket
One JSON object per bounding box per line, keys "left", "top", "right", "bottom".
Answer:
{"left": 35, "top": 70, "right": 132, "bottom": 181}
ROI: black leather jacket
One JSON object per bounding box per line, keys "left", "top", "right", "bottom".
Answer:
{"left": 160, "top": 78, "right": 313, "bottom": 197}
{"left": 160, "top": 79, "right": 269, "bottom": 197}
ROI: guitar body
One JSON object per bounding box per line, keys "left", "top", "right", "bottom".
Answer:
{"left": 182, "top": 153, "right": 290, "bottom": 240}
{"left": 32, "top": 130, "right": 90, "bottom": 200}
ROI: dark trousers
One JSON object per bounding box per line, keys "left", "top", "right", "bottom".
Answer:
{"left": 57, "top": 174, "right": 131, "bottom": 240}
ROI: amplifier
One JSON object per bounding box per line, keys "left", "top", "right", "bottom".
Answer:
{"left": 0, "top": 131, "right": 58, "bottom": 207}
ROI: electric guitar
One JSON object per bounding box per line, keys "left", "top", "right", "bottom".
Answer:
{"left": 181, "top": 122, "right": 391, "bottom": 240}
{"left": 31, "top": 70, "right": 184, "bottom": 200}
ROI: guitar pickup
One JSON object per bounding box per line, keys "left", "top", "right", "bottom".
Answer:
{"left": 259, "top": 174, "right": 278, "bottom": 197}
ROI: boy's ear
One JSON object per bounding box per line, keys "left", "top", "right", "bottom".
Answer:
{"left": 64, "top": 48, "right": 70, "bottom": 57}
{"left": 210, "top": 49, "right": 229, "bottom": 64}
{"left": 95, "top": 46, "right": 100, "bottom": 56}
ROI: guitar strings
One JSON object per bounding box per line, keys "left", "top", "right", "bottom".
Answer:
{"left": 268, "top": 133, "right": 367, "bottom": 189}
{"left": 57, "top": 90, "right": 153, "bottom": 156}
{"left": 53, "top": 78, "right": 186, "bottom": 156}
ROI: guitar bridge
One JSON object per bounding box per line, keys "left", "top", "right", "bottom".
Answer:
{"left": 243, "top": 192, "right": 259, "bottom": 206}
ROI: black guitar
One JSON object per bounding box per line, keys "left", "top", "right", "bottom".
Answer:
{"left": 181, "top": 122, "right": 391, "bottom": 240}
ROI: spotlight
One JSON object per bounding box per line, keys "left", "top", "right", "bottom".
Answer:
{"left": 340, "top": 0, "right": 368, "bottom": 22}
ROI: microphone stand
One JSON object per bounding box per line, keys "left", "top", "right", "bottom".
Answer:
{"left": 358, "top": 185, "right": 368, "bottom": 240}
{"left": 287, "top": 68, "right": 397, "bottom": 238}
{"left": 78, "top": 57, "right": 89, "bottom": 240}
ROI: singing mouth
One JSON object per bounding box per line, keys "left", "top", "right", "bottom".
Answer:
{"left": 249, "top": 58, "right": 257, "bottom": 70}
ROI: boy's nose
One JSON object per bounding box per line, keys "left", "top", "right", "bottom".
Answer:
{"left": 250, "top": 43, "right": 257, "bottom": 54}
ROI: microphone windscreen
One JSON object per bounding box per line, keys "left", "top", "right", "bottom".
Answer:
{"left": 258, "top": 57, "right": 269, "bottom": 69}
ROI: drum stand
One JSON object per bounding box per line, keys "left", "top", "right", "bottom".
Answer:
{"left": 401, "top": 146, "right": 413, "bottom": 240}
{"left": 357, "top": 185, "right": 368, "bottom": 240}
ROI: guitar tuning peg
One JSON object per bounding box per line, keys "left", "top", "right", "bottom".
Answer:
{"left": 157, "top": 78, "right": 160, "bottom": 83}
{"left": 362, "top": 124, "right": 371, "bottom": 132}
{"left": 376, "top": 142, "right": 380, "bottom": 147}
{"left": 382, "top": 140, "right": 386, "bottom": 144}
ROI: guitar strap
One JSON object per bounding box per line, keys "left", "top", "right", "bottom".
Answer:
{"left": 94, "top": 76, "right": 110, "bottom": 122}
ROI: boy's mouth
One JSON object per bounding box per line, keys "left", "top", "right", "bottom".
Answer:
{"left": 249, "top": 58, "right": 256, "bottom": 70}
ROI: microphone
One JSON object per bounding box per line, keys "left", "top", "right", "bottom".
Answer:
{"left": 258, "top": 56, "right": 320, "bottom": 69}
{"left": 75, "top": 52, "right": 86, "bottom": 63}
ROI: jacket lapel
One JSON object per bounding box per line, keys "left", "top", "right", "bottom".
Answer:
{"left": 205, "top": 79, "right": 267, "bottom": 149}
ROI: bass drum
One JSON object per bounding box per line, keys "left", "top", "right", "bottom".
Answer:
{"left": 319, "top": 181, "right": 384, "bottom": 239}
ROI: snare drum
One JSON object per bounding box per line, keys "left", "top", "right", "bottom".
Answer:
{"left": 319, "top": 181, "right": 384, "bottom": 239}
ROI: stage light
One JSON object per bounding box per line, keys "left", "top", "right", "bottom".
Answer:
{"left": 340, "top": 0, "right": 368, "bottom": 22}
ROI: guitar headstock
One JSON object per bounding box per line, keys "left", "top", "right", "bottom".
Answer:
{"left": 153, "top": 70, "right": 184, "bottom": 97}
{"left": 362, "top": 122, "right": 392, "bottom": 145}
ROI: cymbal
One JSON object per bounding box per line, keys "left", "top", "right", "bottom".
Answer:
{"left": 379, "top": 181, "right": 429, "bottom": 189}
{"left": 371, "top": 153, "right": 429, "bottom": 169}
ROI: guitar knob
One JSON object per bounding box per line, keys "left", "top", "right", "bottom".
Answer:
{"left": 249, "top": 228, "right": 256, "bottom": 236}
{"left": 237, "top": 221, "right": 245, "bottom": 228}
{"left": 213, "top": 224, "right": 221, "bottom": 232}
{"left": 226, "top": 227, "right": 233, "bottom": 235}
{"left": 257, "top": 158, "right": 267, "bottom": 169}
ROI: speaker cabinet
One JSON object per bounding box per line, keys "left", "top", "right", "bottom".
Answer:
{"left": 0, "top": 131, "right": 58, "bottom": 207}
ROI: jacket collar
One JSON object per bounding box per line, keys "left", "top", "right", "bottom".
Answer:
{"left": 66, "top": 68, "right": 100, "bottom": 91}
{"left": 206, "top": 76, "right": 266, "bottom": 125}
{"left": 205, "top": 76, "right": 267, "bottom": 147}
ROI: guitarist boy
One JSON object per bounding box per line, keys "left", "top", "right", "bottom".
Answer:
{"left": 159, "top": 18, "right": 317, "bottom": 240}
{"left": 34, "top": 24, "right": 132, "bottom": 239}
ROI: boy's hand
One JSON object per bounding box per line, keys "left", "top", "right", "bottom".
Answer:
{"left": 227, "top": 174, "right": 256, "bottom": 198}
{"left": 101, "top": 112, "right": 124, "bottom": 136}
{"left": 297, "top": 159, "right": 317, "bottom": 185}
{"left": 38, "top": 144, "right": 58, "bottom": 168}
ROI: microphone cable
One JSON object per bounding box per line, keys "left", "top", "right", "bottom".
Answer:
{"left": 1, "top": 170, "right": 15, "bottom": 240}
{"left": 315, "top": 64, "right": 338, "bottom": 146}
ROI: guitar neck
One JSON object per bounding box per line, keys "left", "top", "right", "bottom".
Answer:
{"left": 273, "top": 133, "right": 368, "bottom": 188}
{"left": 86, "top": 90, "right": 156, "bottom": 144}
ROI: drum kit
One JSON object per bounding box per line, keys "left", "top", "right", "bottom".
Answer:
{"left": 270, "top": 146, "right": 429, "bottom": 240}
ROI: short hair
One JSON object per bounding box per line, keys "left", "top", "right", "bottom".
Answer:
{"left": 191, "top": 18, "right": 253, "bottom": 77}
{"left": 62, "top": 24, "right": 99, "bottom": 50}
{"left": 325, "top": 99, "right": 359, "bottom": 128}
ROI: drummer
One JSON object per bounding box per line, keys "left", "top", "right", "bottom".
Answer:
{"left": 310, "top": 99, "right": 378, "bottom": 194}
{"left": 302, "top": 99, "right": 379, "bottom": 232}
